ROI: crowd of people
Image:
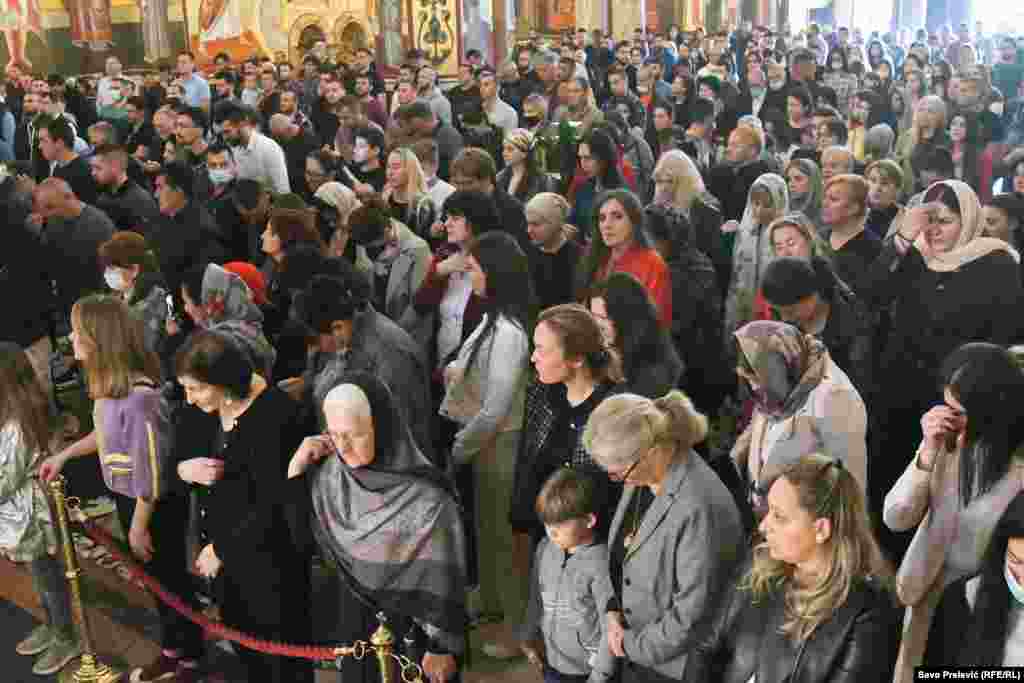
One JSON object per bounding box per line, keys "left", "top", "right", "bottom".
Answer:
{"left": 0, "top": 15, "right": 1023, "bottom": 683}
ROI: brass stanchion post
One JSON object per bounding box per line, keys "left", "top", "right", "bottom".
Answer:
{"left": 49, "top": 476, "right": 122, "bottom": 683}
{"left": 371, "top": 612, "right": 395, "bottom": 683}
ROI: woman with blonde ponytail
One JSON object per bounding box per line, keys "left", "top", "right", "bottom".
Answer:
{"left": 684, "top": 453, "right": 900, "bottom": 683}
{"left": 583, "top": 390, "right": 744, "bottom": 682}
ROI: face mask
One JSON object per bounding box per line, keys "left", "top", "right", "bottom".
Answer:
{"left": 353, "top": 145, "right": 369, "bottom": 163}
{"left": 1007, "top": 565, "right": 1024, "bottom": 605}
{"left": 209, "top": 168, "right": 234, "bottom": 185}
{"left": 104, "top": 267, "right": 128, "bottom": 291}
{"left": 769, "top": 79, "right": 786, "bottom": 90}
{"left": 992, "top": 101, "right": 1005, "bottom": 116}
{"left": 750, "top": 86, "right": 766, "bottom": 98}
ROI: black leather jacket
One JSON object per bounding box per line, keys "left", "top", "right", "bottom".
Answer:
{"left": 685, "top": 569, "right": 901, "bottom": 683}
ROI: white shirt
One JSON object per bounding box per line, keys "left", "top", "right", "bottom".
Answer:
{"left": 437, "top": 270, "right": 473, "bottom": 370}
{"left": 427, "top": 176, "right": 455, "bottom": 210}
{"left": 232, "top": 131, "right": 290, "bottom": 195}
{"left": 485, "top": 97, "right": 519, "bottom": 134}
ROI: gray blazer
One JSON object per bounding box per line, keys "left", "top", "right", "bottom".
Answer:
{"left": 386, "top": 223, "right": 433, "bottom": 351}
{"left": 593, "top": 453, "right": 744, "bottom": 682}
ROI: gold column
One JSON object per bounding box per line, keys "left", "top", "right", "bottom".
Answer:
{"left": 50, "top": 476, "right": 122, "bottom": 683}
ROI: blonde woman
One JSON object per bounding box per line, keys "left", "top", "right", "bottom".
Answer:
{"left": 381, "top": 147, "right": 437, "bottom": 239}
{"left": 651, "top": 149, "right": 729, "bottom": 292}
{"left": 583, "top": 390, "right": 744, "bottom": 682}
{"left": 895, "top": 95, "right": 950, "bottom": 195}
{"left": 684, "top": 453, "right": 900, "bottom": 683}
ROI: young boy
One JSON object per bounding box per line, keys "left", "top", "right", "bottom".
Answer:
{"left": 521, "top": 468, "right": 617, "bottom": 683}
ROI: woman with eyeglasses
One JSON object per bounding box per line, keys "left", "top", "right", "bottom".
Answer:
{"left": 684, "top": 453, "right": 900, "bottom": 683}
{"left": 582, "top": 389, "right": 744, "bottom": 683}
{"left": 882, "top": 343, "right": 1024, "bottom": 682}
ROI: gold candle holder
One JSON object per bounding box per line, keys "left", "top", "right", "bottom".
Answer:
{"left": 49, "top": 476, "right": 123, "bottom": 683}
{"left": 371, "top": 612, "right": 395, "bottom": 683}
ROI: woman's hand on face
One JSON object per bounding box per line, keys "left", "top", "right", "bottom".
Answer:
{"left": 177, "top": 458, "right": 225, "bottom": 486}
{"left": 902, "top": 202, "right": 940, "bottom": 243}
{"left": 607, "top": 611, "right": 627, "bottom": 658}
{"left": 919, "top": 405, "right": 964, "bottom": 465}
{"left": 422, "top": 652, "right": 457, "bottom": 683}
{"left": 287, "top": 435, "right": 332, "bottom": 479}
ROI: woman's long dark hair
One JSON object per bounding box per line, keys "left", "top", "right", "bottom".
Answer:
{"left": 940, "top": 343, "right": 1024, "bottom": 507}
{"left": 462, "top": 231, "right": 537, "bottom": 373}
{"left": 960, "top": 493, "right": 1024, "bottom": 665}
{"left": 581, "top": 128, "right": 625, "bottom": 190}
{"left": 825, "top": 47, "right": 849, "bottom": 73}
{"left": 592, "top": 271, "right": 678, "bottom": 385}
{"left": 575, "top": 189, "right": 651, "bottom": 299}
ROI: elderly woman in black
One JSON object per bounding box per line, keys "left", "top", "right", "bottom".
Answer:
{"left": 174, "top": 330, "right": 312, "bottom": 683}
{"left": 286, "top": 372, "right": 467, "bottom": 683}
{"left": 862, "top": 179, "right": 1023, "bottom": 564}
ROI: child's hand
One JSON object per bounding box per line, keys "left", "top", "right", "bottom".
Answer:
{"left": 521, "top": 642, "right": 544, "bottom": 670}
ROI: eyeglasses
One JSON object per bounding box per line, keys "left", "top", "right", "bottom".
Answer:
{"left": 607, "top": 446, "right": 651, "bottom": 482}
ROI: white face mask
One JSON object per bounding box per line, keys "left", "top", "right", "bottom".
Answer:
{"left": 209, "top": 168, "right": 235, "bottom": 185}
{"left": 104, "top": 267, "right": 128, "bottom": 291}
{"left": 769, "top": 79, "right": 786, "bottom": 90}
{"left": 991, "top": 101, "right": 1005, "bottom": 116}
{"left": 353, "top": 141, "right": 369, "bottom": 163}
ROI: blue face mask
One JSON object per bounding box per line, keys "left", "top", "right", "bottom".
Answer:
{"left": 1006, "top": 564, "right": 1024, "bottom": 606}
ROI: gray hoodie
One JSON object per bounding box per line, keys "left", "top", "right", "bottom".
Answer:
{"left": 521, "top": 539, "right": 617, "bottom": 680}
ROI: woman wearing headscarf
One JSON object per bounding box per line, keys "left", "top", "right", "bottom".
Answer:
{"left": 495, "top": 129, "right": 556, "bottom": 205}
{"left": 178, "top": 263, "right": 277, "bottom": 380}
{"left": 723, "top": 173, "right": 789, "bottom": 351}
{"left": 729, "top": 320, "right": 868, "bottom": 521}
{"left": 784, "top": 158, "right": 823, "bottom": 228}
{"left": 862, "top": 180, "right": 1023, "bottom": 565}
{"left": 286, "top": 372, "right": 467, "bottom": 683}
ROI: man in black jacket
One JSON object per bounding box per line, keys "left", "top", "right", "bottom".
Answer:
{"left": 707, "top": 125, "right": 775, "bottom": 222}
{"left": 268, "top": 113, "right": 319, "bottom": 198}
{"left": 32, "top": 177, "right": 114, "bottom": 314}
{"left": 0, "top": 174, "right": 55, "bottom": 394}
{"left": 38, "top": 115, "right": 98, "bottom": 204}
{"left": 149, "top": 161, "right": 228, "bottom": 301}
{"left": 91, "top": 144, "right": 160, "bottom": 234}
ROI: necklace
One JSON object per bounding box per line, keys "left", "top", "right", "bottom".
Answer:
{"left": 622, "top": 490, "right": 646, "bottom": 549}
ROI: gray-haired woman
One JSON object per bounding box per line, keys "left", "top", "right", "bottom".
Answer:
{"left": 583, "top": 390, "right": 744, "bottom": 682}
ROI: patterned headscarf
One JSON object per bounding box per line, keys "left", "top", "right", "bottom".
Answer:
{"left": 916, "top": 180, "right": 1020, "bottom": 272}
{"left": 309, "top": 372, "right": 466, "bottom": 652}
{"left": 734, "top": 320, "right": 829, "bottom": 420}
{"left": 200, "top": 264, "right": 276, "bottom": 378}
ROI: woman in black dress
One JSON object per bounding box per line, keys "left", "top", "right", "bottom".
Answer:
{"left": 174, "top": 330, "right": 313, "bottom": 683}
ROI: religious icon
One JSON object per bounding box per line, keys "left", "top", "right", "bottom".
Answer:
{"left": 64, "top": 0, "right": 114, "bottom": 51}
{"left": 138, "top": 0, "right": 172, "bottom": 62}
{"left": 0, "top": 0, "right": 43, "bottom": 68}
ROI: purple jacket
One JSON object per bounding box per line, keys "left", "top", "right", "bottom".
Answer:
{"left": 94, "top": 386, "right": 171, "bottom": 501}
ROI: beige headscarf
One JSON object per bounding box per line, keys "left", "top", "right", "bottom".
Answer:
{"left": 915, "top": 180, "right": 1020, "bottom": 272}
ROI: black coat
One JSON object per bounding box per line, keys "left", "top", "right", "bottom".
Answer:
{"left": 685, "top": 569, "right": 901, "bottom": 683}
{"left": 707, "top": 159, "right": 776, "bottom": 222}
{"left": 0, "top": 181, "right": 53, "bottom": 347}
{"left": 95, "top": 179, "right": 160, "bottom": 233}
{"left": 279, "top": 128, "right": 319, "bottom": 198}
{"left": 148, "top": 201, "right": 228, "bottom": 300}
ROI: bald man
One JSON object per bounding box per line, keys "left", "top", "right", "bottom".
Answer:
{"left": 33, "top": 177, "right": 115, "bottom": 311}
{"left": 268, "top": 112, "right": 318, "bottom": 197}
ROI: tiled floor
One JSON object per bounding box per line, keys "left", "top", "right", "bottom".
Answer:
{"left": 0, "top": 545, "right": 538, "bottom": 682}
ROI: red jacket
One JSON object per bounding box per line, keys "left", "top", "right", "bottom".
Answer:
{"left": 599, "top": 243, "right": 673, "bottom": 328}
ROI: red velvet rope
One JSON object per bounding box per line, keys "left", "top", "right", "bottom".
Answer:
{"left": 74, "top": 519, "right": 342, "bottom": 662}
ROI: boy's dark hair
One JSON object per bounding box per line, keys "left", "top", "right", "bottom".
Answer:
{"left": 536, "top": 467, "right": 600, "bottom": 525}
{"left": 823, "top": 119, "right": 849, "bottom": 145}
{"left": 42, "top": 115, "right": 75, "bottom": 148}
